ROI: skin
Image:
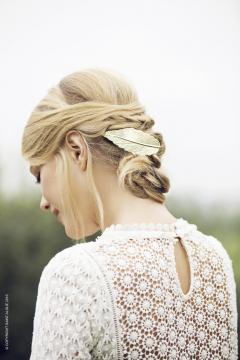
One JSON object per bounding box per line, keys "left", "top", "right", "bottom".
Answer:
{"left": 30, "top": 131, "right": 192, "bottom": 294}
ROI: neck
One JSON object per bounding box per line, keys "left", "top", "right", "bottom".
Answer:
{"left": 94, "top": 164, "right": 177, "bottom": 231}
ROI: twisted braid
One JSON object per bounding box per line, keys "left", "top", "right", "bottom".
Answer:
{"left": 23, "top": 95, "right": 154, "bottom": 162}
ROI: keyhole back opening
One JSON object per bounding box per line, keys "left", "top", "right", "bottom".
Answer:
{"left": 173, "top": 236, "right": 192, "bottom": 298}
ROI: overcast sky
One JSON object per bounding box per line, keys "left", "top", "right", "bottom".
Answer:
{"left": 0, "top": 0, "right": 239, "bottom": 205}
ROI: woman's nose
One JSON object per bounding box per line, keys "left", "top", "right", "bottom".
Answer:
{"left": 40, "top": 195, "right": 50, "bottom": 211}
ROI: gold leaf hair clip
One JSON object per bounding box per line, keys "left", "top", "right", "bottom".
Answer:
{"left": 103, "top": 128, "right": 161, "bottom": 156}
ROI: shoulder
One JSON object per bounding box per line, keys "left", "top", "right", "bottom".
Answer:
{"left": 43, "top": 241, "right": 99, "bottom": 269}
{"left": 197, "top": 230, "right": 233, "bottom": 264}
{"left": 190, "top": 227, "right": 236, "bottom": 286}
{"left": 38, "top": 242, "right": 104, "bottom": 293}
{"left": 42, "top": 242, "right": 90, "bottom": 270}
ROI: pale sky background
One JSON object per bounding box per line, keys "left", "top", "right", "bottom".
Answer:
{"left": 0, "top": 0, "right": 239, "bottom": 206}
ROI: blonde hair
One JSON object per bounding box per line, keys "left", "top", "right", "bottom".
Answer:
{"left": 21, "top": 68, "right": 170, "bottom": 241}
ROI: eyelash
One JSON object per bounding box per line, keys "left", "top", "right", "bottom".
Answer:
{"left": 35, "top": 173, "right": 41, "bottom": 184}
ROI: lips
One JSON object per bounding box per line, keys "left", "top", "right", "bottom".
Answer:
{"left": 52, "top": 208, "right": 61, "bottom": 223}
{"left": 52, "top": 208, "right": 59, "bottom": 217}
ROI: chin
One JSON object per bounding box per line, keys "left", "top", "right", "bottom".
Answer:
{"left": 64, "top": 225, "right": 82, "bottom": 241}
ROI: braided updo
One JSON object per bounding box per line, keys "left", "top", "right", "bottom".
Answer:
{"left": 21, "top": 68, "right": 170, "bottom": 240}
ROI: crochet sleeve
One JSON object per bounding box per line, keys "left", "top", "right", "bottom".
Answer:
{"left": 29, "top": 245, "right": 116, "bottom": 360}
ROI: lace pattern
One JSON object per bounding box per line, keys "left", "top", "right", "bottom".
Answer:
{"left": 29, "top": 218, "right": 238, "bottom": 359}
{"left": 90, "top": 218, "right": 238, "bottom": 359}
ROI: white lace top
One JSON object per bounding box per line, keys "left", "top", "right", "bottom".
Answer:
{"left": 29, "top": 218, "right": 238, "bottom": 359}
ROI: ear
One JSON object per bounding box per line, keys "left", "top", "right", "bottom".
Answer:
{"left": 65, "top": 131, "right": 87, "bottom": 170}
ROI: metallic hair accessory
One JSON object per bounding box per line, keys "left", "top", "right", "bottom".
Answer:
{"left": 103, "top": 127, "right": 161, "bottom": 156}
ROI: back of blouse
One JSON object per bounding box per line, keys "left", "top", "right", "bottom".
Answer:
{"left": 29, "top": 217, "right": 238, "bottom": 359}
{"left": 85, "top": 218, "right": 238, "bottom": 359}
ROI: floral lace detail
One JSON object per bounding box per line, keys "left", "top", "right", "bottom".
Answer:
{"left": 99, "top": 218, "right": 198, "bottom": 246}
{"left": 90, "top": 218, "right": 238, "bottom": 359}
{"left": 30, "top": 218, "right": 238, "bottom": 359}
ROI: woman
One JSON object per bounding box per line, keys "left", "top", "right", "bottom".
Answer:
{"left": 21, "top": 68, "right": 238, "bottom": 359}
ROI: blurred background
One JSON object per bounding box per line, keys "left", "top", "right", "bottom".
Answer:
{"left": 0, "top": 0, "right": 239, "bottom": 358}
